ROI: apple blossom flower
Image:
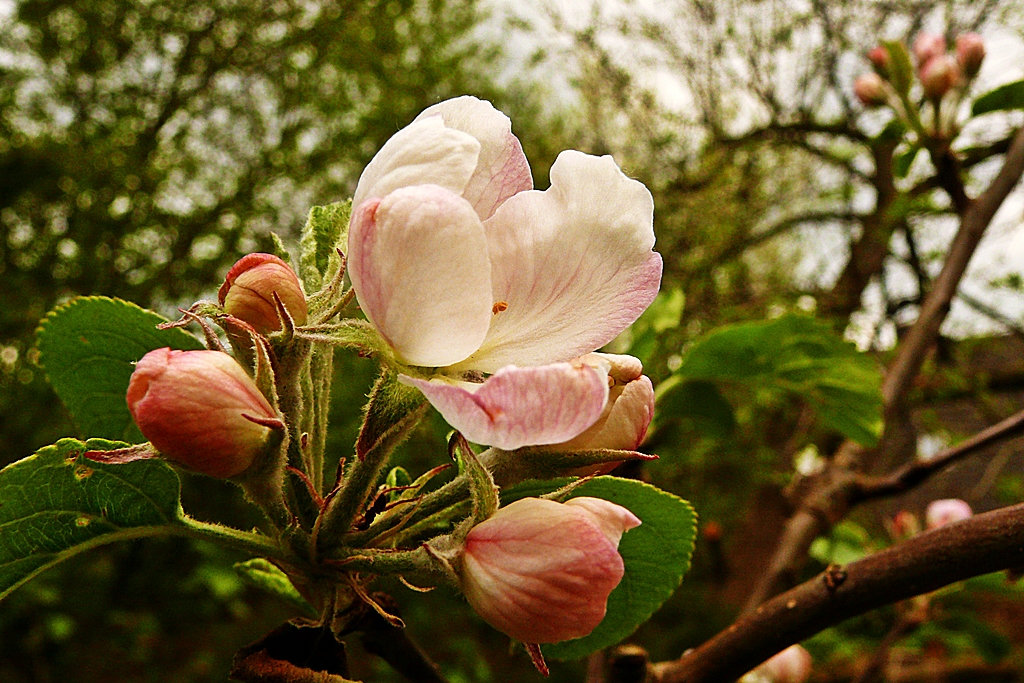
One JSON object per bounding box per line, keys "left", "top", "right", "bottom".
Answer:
{"left": 919, "top": 54, "right": 961, "bottom": 100}
{"left": 756, "top": 645, "right": 813, "bottom": 683}
{"left": 854, "top": 73, "right": 888, "bottom": 107}
{"left": 218, "top": 253, "right": 308, "bottom": 334}
{"left": 913, "top": 33, "right": 946, "bottom": 66}
{"left": 127, "top": 348, "right": 279, "bottom": 478}
{"left": 347, "top": 96, "right": 661, "bottom": 450}
{"left": 955, "top": 32, "right": 985, "bottom": 78}
{"left": 925, "top": 498, "right": 972, "bottom": 529}
{"left": 459, "top": 496, "right": 641, "bottom": 643}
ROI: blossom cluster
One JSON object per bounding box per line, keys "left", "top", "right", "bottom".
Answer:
{"left": 124, "top": 96, "right": 660, "bottom": 650}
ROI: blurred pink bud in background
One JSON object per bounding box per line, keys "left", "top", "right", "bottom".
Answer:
{"left": 919, "top": 54, "right": 961, "bottom": 99}
{"left": 757, "top": 644, "right": 813, "bottom": 683}
{"left": 854, "top": 73, "right": 888, "bottom": 107}
{"left": 913, "top": 32, "right": 947, "bottom": 65}
{"left": 925, "top": 498, "right": 972, "bottom": 530}
{"left": 956, "top": 32, "right": 986, "bottom": 78}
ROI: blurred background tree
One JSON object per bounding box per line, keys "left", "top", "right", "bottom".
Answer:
{"left": 3, "top": 0, "right": 1024, "bottom": 680}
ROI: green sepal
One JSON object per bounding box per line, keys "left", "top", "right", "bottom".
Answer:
{"left": 316, "top": 372, "right": 428, "bottom": 546}
{"left": 234, "top": 558, "right": 317, "bottom": 617}
{"left": 36, "top": 296, "right": 204, "bottom": 442}
{"left": 972, "top": 79, "right": 1024, "bottom": 116}
{"left": 356, "top": 372, "right": 428, "bottom": 461}
{"left": 269, "top": 231, "right": 293, "bottom": 265}
{"left": 480, "top": 447, "right": 657, "bottom": 488}
{"left": 882, "top": 40, "right": 914, "bottom": 97}
{"left": 299, "top": 200, "right": 351, "bottom": 293}
{"left": 450, "top": 435, "right": 498, "bottom": 525}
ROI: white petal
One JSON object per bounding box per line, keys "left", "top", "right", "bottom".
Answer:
{"left": 348, "top": 186, "right": 492, "bottom": 367}
{"left": 352, "top": 116, "right": 481, "bottom": 208}
{"left": 461, "top": 150, "right": 662, "bottom": 372}
{"left": 416, "top": 96, "right": 533, "bottom": 220}
{"left": 400, "top": 361, "right": 609, "bottom": 450}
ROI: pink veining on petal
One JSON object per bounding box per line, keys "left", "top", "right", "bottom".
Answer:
{"left": 463, "top": 150, "right": 662, "bottom": 373}
{"left": 461, "top": 497, "right": 629, "bottom": 643}
{"left": 415, "top": 96, "right": 533, "bottom": 220}
{"left": 400, "top": 361, "right": 609, "bottom": 450}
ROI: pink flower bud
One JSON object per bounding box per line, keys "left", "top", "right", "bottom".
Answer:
{"left": 913, "top": 32, "right": 946, "bottom": 66}
{"left": 925, "top": 498, "right": 972, "bottom": 530}
{"left": 757, "top": 645, "right": 813, "bottom": 683}
{"left": 555, "top": 354, "right": 655, "bottom": 474}
{"left": 892, "top": 510, "right": 921, "bottom": 538}
{"left": 127, "top": 348, "right": 279, "bottom": 478}
{"left": 460, "top": 496, "right": 641, "bottom": 643}
{"left": 218, "top": 253, "right": 308, "bottom": 334}
{"left": 955, "top": 32, "right": 985, "bottom": 78}
{"left": 854, "top": 73, "right": 888, "bottom": 107}
{"left": 867, "top": 46, "right": 891, "bottom": 77}
{"left": 919, "top": 54, "right": 961, "bottom": 100}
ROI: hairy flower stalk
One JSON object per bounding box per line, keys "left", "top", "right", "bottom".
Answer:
{"left": 347, "top": 95, "right": 661, "bottom": 450}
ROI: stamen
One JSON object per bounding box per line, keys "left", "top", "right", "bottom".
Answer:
{"left": 492, "top": 301, "right": 508, "bottom": 314}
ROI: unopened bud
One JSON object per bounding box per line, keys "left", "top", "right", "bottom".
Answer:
{"left": 955, "top": 32, "right": 985, "bottom": 78}
{"left": 854, "top": 73, "right": 888, "bottom": 107}
{"left": 919, "top": 54, "right": 961, "bottom": 100}
{"left": 757, "top": 645, "right": 813, "bottom": 683}
{"left": 127, "top": 348, "right": 280, "bottom": 478}
{"left": 867, "top": 46, "right": 891, "bottom": 78}
{"left": 925, "top": 498, "right": 972, "bottom": 529}
{"left": 218, "top": 253, "right": 308, "bottom": 334}
{"left": 556, "top": 353, "right": 655, "bottom": 475}
{"left": 459, "top": 497, "right": 640, "bottom": 643}
{"left": 913, "top": 32, "right": 946, "bottom": 66}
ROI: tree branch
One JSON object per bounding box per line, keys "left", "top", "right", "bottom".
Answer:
{"left": 743, "top": 125, "right": 1024, "bottom": 609}
{"left": 653, "top": 502, "right": 1024, "bottom": 683}
{"left": 851, "top": 407, "right": 1024, "bottom": 502}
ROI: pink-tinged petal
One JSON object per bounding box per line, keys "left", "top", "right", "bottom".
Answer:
{"left": 461, "top": 497, "right": 628, "bottom": 643}
{"left": 348, "top": 185, "right": 492, "bottom": 367}
{"left": 400, "top": 361, "right": 609, "bottom": 450}
{"left": 416, "top": 96, "right": 533, "bottom": 219}
{"left": 559, "top": 375, "right": 655, "bottom": 454}
{"left": 564, "top": 497, "right": 642, "bottom": 546}
{"left": 352, "top": 116, "right": 480, "bottom": 209}
{"left": 464, "top": 150, "right": 662, "bottom": 372}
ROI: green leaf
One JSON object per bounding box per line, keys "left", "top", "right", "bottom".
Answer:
{"left": 655, "top": 379, "right": 736, "bottom": 439}
{"left": 972, "top": 79, "right": 1024, "bottom": 116}
{"left": 894, "top": 146, "right": 921, "bottom": 178}
{"left": 234, "top": 558, "right": 317, "bottom": 617}
{"left": 874, "top": 118, "right": 907, "bottom": 144}
{"left": 501, "top": 477, "right": 696, "bottom": 660}
{"left": 36, "top": 296, "right": 204, "bottom": 442}
{"left": 675, "top": 315, "right": 883, "bottom": 446}
{"left": 882, "top": 40, "right": 913, "bottom": 97}
{"left": 299, "top": 200, "right": 351, "bottom": 292}
{"left": 0, "top": 438, "right": 185, "bottom": 601}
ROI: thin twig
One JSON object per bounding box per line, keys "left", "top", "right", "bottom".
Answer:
{"left": 852, "top": 407, "right": 1024, "bottom": 501}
